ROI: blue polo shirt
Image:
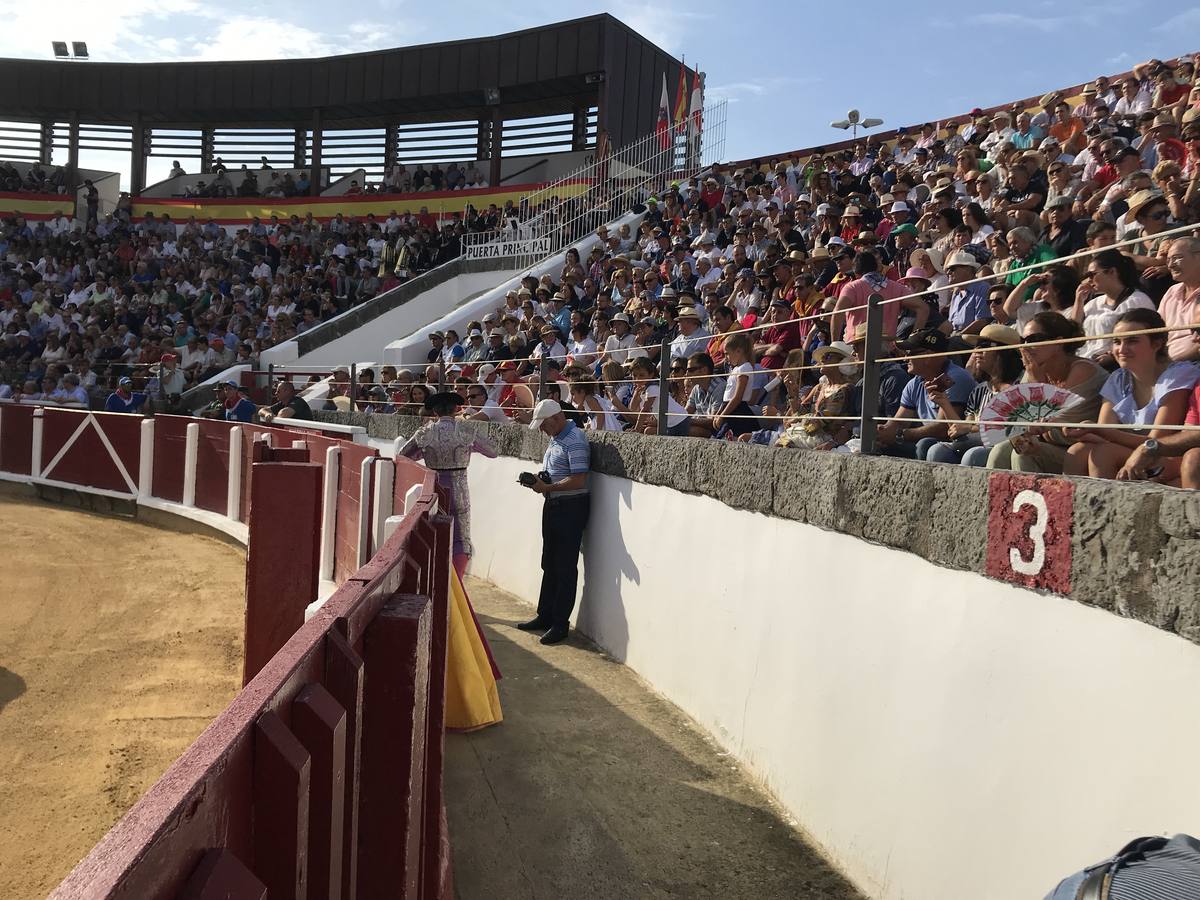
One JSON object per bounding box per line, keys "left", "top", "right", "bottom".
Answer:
{"left": 542, "top": 420, "right": 590, "bottom": 489}
{"left": 899, "top": 363, "right": 975, "bottom": 421}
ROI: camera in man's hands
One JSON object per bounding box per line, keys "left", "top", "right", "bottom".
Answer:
{"left": 518, "top": 471, "right": 552, "bottom": 487}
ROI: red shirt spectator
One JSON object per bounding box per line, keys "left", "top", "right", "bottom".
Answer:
{"left": 756, "top": 302, "right": 803, "bottom": 370}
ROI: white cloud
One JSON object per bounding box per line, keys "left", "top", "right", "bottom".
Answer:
{"left": 964, "top": 12, "right": 1074, "bottom": 32}
{"left": 1154, "top": 7, "right": 1200, "bottom": 31}
{"left": 610, "top": 0, "right": 712, "bottom": 55}
{"left": 707, "top": 76, "right": 821, "bottom": 104}
{"left": 0, "top": 0, "right": 209, "bottom": 61}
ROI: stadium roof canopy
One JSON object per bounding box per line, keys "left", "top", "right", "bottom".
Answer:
{"left": 0, "top": 14, "right": 681, "bottom": 148}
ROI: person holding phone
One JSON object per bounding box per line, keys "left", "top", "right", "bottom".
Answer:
{"left": 876, "top": 328, "right": 976, "bottom": 459}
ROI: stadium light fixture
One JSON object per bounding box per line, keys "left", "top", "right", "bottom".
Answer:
{"left": 71, "top": 42, "right": 89, "bottom": 59}
{"left": 829, "top": 108, "right": 883, "bottom": 139}
{"left": 51, "top": 41, "right": 69, "bottom": 58}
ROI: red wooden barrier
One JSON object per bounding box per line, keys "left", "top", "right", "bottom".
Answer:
{"left": 0, "top": 403, "right": 34, "bottom": 475}
{"left": 242, "top": 461, "right": 324, "bottom": 684}
{"left": 193, "top": 420, "right": 234, "bottom": 514}
{"left": 47, "top": 452, "right": 452, "bottom": 900}
{"left": 152, "top": 415, "right": 190, "bottom": 502}
{"left": 39, "top": 409, "right": 142, "bottom": 494}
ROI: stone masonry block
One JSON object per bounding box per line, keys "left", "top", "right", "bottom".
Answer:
{"left": 1150, "top": 535, "right": 1200, "bottom": 640}
{"left": 835, "top": 455, "right": 933, "bottom": 553}
{"left": 587, "top": 430, "right": 646, "bottom": 479}
{"left": 1071, "top": 479, "right": 1169, "bottom": 622}
{"left": 926, "top": 464, "right": 989, "bottom": 573}
{"left": 637, "top": 435, "right": 700, "bottom": 492}
{"left": 770, "top": 449, "right": 844, "bottom": 531}
{"left": 691, "top": 440, "right": 774, "bottom": 514}
{"left": 1158, "top": 489, "right": 1200, "bottom": 540}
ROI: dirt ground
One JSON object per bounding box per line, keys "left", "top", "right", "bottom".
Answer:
{"left": 0, "top": 496, "right": 246, "bottom": 900}
{"left": 447, "top": 578, "right": 864, "bottom": 900}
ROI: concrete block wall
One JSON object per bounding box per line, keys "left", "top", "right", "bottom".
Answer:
{"left": 317, "top": 410, "right": 1200, "bottom": 648}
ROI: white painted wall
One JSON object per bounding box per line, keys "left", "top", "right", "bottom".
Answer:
{"left": 260, "top": 269, "right": 516, "bottom": 368}
{"left": 465, "top": 454, "right": 1200, "bottom": 900}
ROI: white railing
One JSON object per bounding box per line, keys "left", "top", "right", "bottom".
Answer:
{"left": 461, "top": 100, "right": 728, "bottom": 268}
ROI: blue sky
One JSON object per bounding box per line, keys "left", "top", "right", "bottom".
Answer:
{"left": 3, "top": 0, "right": 1199, "bottom": 183}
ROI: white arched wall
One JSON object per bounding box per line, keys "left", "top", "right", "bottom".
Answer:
{"left": 464, "top": 454, "right": 1200, "bottom": 900}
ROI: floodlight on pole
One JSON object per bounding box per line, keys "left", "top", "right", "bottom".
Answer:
{"left": 71, "top": 42, "right": 89, "bottom": 59}
{"left": 829, "top": 108, "right": 883, "bottom": 140}
{"left": 51, "top": 42, "right": 69, "bottom": 58}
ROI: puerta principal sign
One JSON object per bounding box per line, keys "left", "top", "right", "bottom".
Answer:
{"left": 463, "top": 236, "right": 552, "bottom": 260}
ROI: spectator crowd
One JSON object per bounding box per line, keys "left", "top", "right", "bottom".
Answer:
{"left": 0, "top": 198, "right": 468, "bottom": 410}
{"left": 360, "top": 56, "right": 1200, "bottom": 489}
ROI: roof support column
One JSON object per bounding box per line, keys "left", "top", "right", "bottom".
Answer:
{"left": 65, "top": 117, "right": 79, "bottom": 191}
{"left": 130, "top": 115, "right": 146, "bottom": 195}
{"left": 383, "top": 123, "right": 397, "bottom": 182}
{"left": 293, "top": 126, "right": 306, "bottom": 170}
{"left": 309, "top": 108, "right": 322, "bottom": 196}
{"left": 39, "top": 121, "right": 54, "bottom": 165}
{"left": 571, "top": 106, "right": 588, "bottom": 151}
{"left": 488, "top": 107, "right": 502, "bottom": 188}
{"left": 201, "top": 128, "right": 214, "bottom": 173}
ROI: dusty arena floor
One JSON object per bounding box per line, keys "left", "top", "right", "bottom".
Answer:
{"left": 0, "top": 496, "right": 246, "bottom": 900}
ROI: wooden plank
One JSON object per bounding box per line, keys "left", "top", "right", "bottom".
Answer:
{"left": 293, "top": 684, "right": 348, "bottom": 900}
{"left": 356, "top": 595, "right": 431, "bottom": 898}
{"left": 324, "top": 630, "right": 364, "bottom": 900}
{"left": 253, "top": 711, "right": 311, "bottom": 900}
{"left": 178, "top": 849, "right": 267, "bottom": 900}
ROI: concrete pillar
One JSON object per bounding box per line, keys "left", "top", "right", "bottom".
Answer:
{"left": 319, "top": 446, "right": 341, "bottom": 582}
{"left": 227, "top": 425, "right": 242, "bottom": 519}
{"left": 371, "top": 459, "right": 394, "bottom": 557}
{"left": 138, "top": 418, "right": 155, "bottom": 500}
{"left": 182, "top": 421, "right": 199, "bottom": 507}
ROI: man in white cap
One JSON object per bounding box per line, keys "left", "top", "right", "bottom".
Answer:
{"left": 517, "top": 398, "right": 591, "bottom": 645}
{"left": 600, "top": 312, "right": 637, "bottom": 366}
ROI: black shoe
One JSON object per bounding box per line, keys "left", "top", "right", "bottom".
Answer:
{"left": 539, "top": 625, "right": 569, "bottom": 645}
{"left": 517, "top": 617, "right": 550, "bottom": 632}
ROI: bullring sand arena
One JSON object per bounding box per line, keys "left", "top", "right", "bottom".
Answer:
{"left": 0, "top": 496, "right": 245, "bottom": 900}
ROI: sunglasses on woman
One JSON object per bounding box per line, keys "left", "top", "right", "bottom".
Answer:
{"left": 1021, "top": 333, "right": 1051, "bottom": 344}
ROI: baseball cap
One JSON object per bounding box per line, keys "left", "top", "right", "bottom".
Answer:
{"left": 528, "top": 398, "right": 562, "bottom": 429}
{"left": 118, "top": 376, "right": 133, "bottom": 387}
{"left": 897, "top": 328, "right": 950, "bottom": 354}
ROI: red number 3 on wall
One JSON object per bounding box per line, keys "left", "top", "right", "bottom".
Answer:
{"left": 986, "top": 474, "right": 1074, "bottom": 593}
